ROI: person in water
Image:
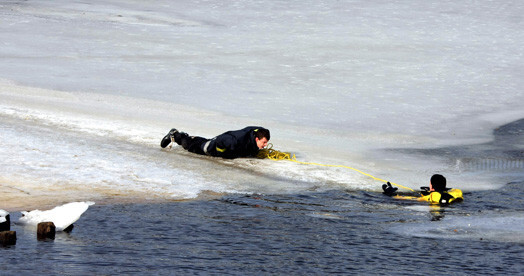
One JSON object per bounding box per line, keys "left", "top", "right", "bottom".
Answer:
{"left": 382, "top": 174, "right": 463, "bottom": 204}
{"left": 160, "top": 126, "right": 270, "bottom": 159}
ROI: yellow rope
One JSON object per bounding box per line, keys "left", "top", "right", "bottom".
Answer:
{"left": 257, "top": 144, "right": 415, "bottom": 192}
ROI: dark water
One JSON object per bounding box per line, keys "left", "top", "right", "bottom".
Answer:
{"left": 2, "top": 180, "right": 524, "bottom": 275}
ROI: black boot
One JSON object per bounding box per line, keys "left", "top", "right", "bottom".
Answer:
{"left": 160, "top": 128, "right": 178, "bottom": 148}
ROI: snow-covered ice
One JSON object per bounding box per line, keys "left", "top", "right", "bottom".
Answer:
{"left": 0, "top": 0, "right": 523, "bottom": 202}
{"left": 17, "top": 202, "right": 95, "bottom": 231}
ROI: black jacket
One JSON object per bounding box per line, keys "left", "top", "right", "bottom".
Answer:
{"left": 206, "top": 126, "right": 266, "bottom": 159}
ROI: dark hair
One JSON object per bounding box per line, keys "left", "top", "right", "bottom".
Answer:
{"left": 255, "top": 128, "right": 270, "bottom": 140}
{"left": 430, "top": 174, "right": 447, "bottom": 192}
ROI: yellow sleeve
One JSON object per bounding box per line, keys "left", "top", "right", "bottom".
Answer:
{"left": 448, "top": 189, "right": 463, "bottom": 200}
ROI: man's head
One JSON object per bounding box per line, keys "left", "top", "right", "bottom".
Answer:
{"left": 430, "top": 174, "right": 447, "bottom": 192}
{"left": 254, "top": 128, "right": 270, "bottom": 149}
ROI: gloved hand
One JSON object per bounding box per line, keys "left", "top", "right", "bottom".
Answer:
{"left": 420, "top": 186, "right": 430, "bottom": 196}
{"left": 382, "top": 182, "right": 398, "bottom": 196}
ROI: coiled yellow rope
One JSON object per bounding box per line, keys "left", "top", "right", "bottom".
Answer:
{"left": 257, "top": 144, "right": 415, "bottom": 192}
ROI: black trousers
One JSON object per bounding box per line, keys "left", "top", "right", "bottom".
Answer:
{"left": 174, "top": 132, "right": 209, "bottom": 155}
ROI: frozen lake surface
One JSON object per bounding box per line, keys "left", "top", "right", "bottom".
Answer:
{"left": 0, "top": 0, "right": 523, "bottom": 273}
{"left": 1, "top": 0, "right": 523, "bottom": 201}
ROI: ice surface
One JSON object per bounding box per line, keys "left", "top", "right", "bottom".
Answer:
{"left": 0, "top": 210, "right": 7, "bottom": 223}
{"left": 390, "top": 212, "right": 524, "bottom": 243}
{"left": 1, "top": 0, "right": 523, "bottom": 201}
{"left": 18, "top": 201, "right": 95, "bottom": 231}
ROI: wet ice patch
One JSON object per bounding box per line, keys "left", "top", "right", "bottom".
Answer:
{"left": 306, "top": 212, "right": 344, "bottom": 220}
{"left": 390, "top": 213, "right": 524, "bottom": 243}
